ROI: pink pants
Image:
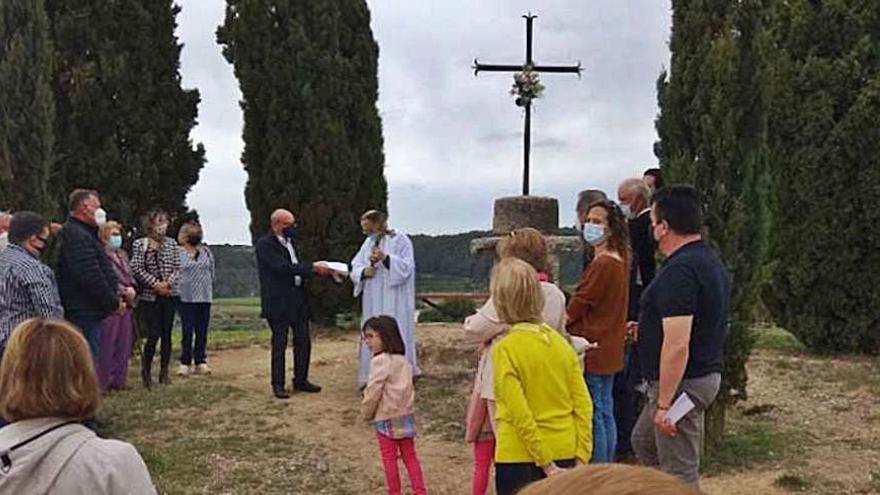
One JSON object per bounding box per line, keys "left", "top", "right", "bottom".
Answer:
{"left": 472, "top": 438, "right": 495, "bottom": 495}
{"left": 376, "top": 432, "right": 427, "bottom": 495}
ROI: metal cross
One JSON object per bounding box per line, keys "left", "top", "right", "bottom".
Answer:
{"left": 473, "top": 14, "right": 582, "bottom": 196}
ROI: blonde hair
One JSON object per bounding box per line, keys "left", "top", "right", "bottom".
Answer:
{"left": 497, "top": 227, "right": 548, "bottom": 273}
{"left": 518, "top": 464, "right": 700, "bottom": 495}
{"left": 98, "top": 220, "right": 121, "bottom": 244}
{"left": 177, "top": 220, "right": 202, "bottom": 245}
{"left": 490, "top": 257, "right": 544, "bottom": 324}
{"left": 0, "top": 319, "right": 100, "bottom": 422}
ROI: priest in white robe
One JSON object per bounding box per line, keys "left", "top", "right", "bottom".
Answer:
{"left": 350, "top": 210, "right": 418, "bottom": 385}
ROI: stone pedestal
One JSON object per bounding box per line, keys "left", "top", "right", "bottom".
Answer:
{"left": 492, "top": 196, "right": 559, "bottom": 235}
{"left": 472, "top": 195, "right": 581, "bottom": 286}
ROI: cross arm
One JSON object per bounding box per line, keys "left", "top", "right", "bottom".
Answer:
{"left": 473, "top": 58, "right": 583, "bottom": 77}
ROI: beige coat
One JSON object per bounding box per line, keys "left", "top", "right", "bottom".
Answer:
{"left": 0, "top": 417, "right": 156, "bottom": 495}
{"left": 361, "top": 353, "right": 415, "bottom": 422}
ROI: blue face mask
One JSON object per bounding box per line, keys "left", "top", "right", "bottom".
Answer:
{"left": 282, "top": 226, "right": 298, "bottom": 240}
{"left": 110, "top": 235, "right": 123, "bottom": 249}
{"left": 582, "top": 223, "right": 606, "bottom": 246}
{"left": 619, "top": 203, "right": 632, "bottom": 219}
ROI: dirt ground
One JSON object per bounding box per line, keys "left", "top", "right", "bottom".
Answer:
{"left": 191, "top": 324, "right": 879, "bottom": 494}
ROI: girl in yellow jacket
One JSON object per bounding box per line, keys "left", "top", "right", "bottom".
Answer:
{"left": 490, "top": 258, "right": 593, "bottom": 495}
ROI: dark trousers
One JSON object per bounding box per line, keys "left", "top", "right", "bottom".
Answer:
{"left": 69, "top": 315, "right": 104, "bottom": 365}
{"left": 495, "top": 458, "right": 576, "bottom": 495}
{"left": 179, "top": 302, "right": 211, "bottom": 365}
{"left": 613, "top": 344, "right": 644, "bottom": 457}
{"left": 268, "top": 314, "right": 311, "bottom": 389}
{"left": 141, "top": 296, "right": 178, "bottom": 370}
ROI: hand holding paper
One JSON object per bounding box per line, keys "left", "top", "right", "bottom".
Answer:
{"left": 667, "top": 393, "right": 695, "bottom": 424}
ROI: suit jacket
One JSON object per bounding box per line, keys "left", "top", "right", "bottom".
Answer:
{"left": 627, "top": 210, "right": 657, "bottom": 321}
{"left": 56, "top": 217, "right": 119, "bottom": 320}
{"left": 255, "top": 234, "right": 313, "bottom": 322}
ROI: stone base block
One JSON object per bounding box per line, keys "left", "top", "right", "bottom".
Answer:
{"left": 492, "top": 196, "right": 559, "bottom": 235}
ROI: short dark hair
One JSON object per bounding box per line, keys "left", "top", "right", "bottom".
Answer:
{"left": 8, "top": 212, "right": 48, "bottom": 244}
{"left": 362, "top": 315, "right": 405, "bottom": 355}
{"left": 651, "top": 185, "right": 703, "bottom": 235}
{"left": 576, "top": 189, "right": 608, "bottom": 214}
{"left": 644, "top": 168, "right": 664, "bottom": 190}
{"left": 68, "top": 189, "right": 97, "bottom": 213}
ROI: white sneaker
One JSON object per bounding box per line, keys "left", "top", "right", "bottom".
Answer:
{"left": 176, "top": 364, "right": 191, "bottom": 377}
{"left": 195, "top": 363, "right": 212, "bottom": 375}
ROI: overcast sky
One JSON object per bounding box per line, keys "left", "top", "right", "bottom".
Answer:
{"left": 178, "top": 1, "right": 672, "bottom": 244}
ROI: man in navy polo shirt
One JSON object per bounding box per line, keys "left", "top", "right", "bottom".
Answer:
{"left": 631, "top": 185, "right": 730, "bottom": 486}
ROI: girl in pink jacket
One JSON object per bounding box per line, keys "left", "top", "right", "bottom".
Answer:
{"left": 361, "top": 315, "right": 427, "bottom": 495}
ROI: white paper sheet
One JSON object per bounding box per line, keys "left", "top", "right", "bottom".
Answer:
{"left": 317, "top": 261, "right": 349, "bottom": 275}
{"left": 667, "top": 392, "right": 696, "bottom": 424}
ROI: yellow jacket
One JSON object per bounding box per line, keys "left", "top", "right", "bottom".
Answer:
{"left": 492, "top": 322, "right": 593, "bottom": 466}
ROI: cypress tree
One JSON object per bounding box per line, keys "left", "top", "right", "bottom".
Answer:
{"left": 46, "top": 0, "right": 204, "bottom": 231}
{"left": 0, "top": 0, "right": 55, "bottom": 215}
{"left": 765, "top": 1, "right": 880, "bottom": 354}
{"left": 655, "top": 0, "right": 772, "bottom": 444}
{"left": 218, "top": 0, "right": 388, "bottom": 321}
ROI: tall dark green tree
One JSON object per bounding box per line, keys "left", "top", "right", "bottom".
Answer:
{"left": 765, "top": 1, "right": 880, "bottom": 354}
{"left": 218, "top": 0, "right": 388, "bottom": 320}
{"left": 655, "top": 0, "right": 772, "bottom": 444}
{"left": 46, "top": 0, "right": 204, "bottom": 231}
{"left": 0, "top": 0, "right": 55, "bottom": 215}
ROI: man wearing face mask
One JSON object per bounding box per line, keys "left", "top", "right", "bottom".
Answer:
{"left": 256, "top": 209, "right": 332, "bottom": 398}
{"left": 0, "top": 212, "right": 64, "bottom": 360}
{"left": 350, "top": 209, "right": 417, "bottom": 387}
{"left": 613, "top": 177, "right": 657, "bottom": 461}
{"left": 631, "top": 185, "right": 730, "bottom": 486}
{"left": 56, "top": 190, "right": 121, "bottom": 364}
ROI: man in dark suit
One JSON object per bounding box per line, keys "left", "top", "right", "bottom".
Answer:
{"left": 256, "top": 208, "right": 331, "bottom": 398}
{"left": 614, "top": 177, "right": 657, "bottom": 460}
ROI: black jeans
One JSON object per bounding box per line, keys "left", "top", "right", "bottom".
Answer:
{"left": 141, "top": 296, "right": 178, "bottom": 369}
{"left": 268, "top": 314, "right": 311, "bottom": 389}
{"left": 179, "top": 302, "right": 211, "bottom": 365}
{"left": 614, "top": 344, "right": 644, "bottom": 456}
{"left": 495, "top": 458, "right": 576, "bottom": 495}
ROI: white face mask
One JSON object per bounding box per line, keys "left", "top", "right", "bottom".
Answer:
{"left": 154, "top": 223, "right": 168, "bottom": 237}
{"left": 95, "top": 208, "right": 107, "bottom": 225}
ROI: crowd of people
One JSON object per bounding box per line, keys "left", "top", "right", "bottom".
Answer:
{"left": 347, "top": 170, "right": 731, "bottom": 495}
{"left": 0, "top": 189, "right": 216, "bottom": 493}
{"left": 0, "top": 167, "right": 731, "bottom": 494}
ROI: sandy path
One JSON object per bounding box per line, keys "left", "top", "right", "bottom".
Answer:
{"left": 208, "top": 327, "right": 473, "bottom": 494}
{"left": 203, "top": 326, "right": 879, "bottom": 495}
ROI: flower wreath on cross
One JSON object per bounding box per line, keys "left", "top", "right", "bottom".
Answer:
{"left": 510, "top": 65, "right": 545, "bottom": 107}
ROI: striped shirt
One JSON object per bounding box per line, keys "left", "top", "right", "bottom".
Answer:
{"left": 177, "top": 245, "right": 215, "bottom": 303}
{"left": 130, "top": 237, "right": 180, "bottom": 302}
{"left": 0, "top": 245, "right": 64, "bottom": 350}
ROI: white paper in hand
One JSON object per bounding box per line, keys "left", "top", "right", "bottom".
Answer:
{"left": 667, "top": 393, "right": 696, "bottom": 424}
{"left": 322, "top": 261, "right": 350, "bottom": 275}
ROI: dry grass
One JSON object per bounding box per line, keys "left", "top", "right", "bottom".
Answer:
{"left": 98, "top": 324, "right": 880, "bottom": 494}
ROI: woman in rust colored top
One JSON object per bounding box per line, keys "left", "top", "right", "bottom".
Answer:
{"left": 567, "top": 200, "right": 630, "bottom": 464}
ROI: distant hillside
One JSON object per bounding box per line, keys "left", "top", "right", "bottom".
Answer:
{"left": 210, "top": 230, "right": 586, "bottom": 297}
{"left": 211, "top": 244, "right": 259, "bottom": 298}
